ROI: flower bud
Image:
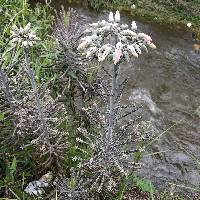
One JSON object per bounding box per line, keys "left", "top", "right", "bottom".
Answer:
{"left": 116, "top": 42, "right": 123, "bottom": 49}
{"left": 89, "top": 22, "right": 99, "bottom": 28}
{"left": 144, "top": 35, "right": 152, "bottom": 43}
{"left": 123, "top": 51, "right": 130, "bottom": 62}
{"left": 127, "top": 45, "right": 138, "bottom": 58}
{"left": 108, "top": 12, "right": 114, "bottom": 22}
{"left": 140, "top": 44, "right": 148, "bottom": 53}
{"left": 131, "top": 21, "right": 137, "bottom": 30}
{"left": 115, "top": 10, "right": 120, "bottom": 23}
{"left": 113, "top": 48, "right": 122, "bottom": 64}
{"left": 148, "top": 42, "right": 156, "bottom": 49}
{"left": 121, "top": 30, "right": 137, "bottom": 36}
{"left": 99, "top": 20, "right": 107, "bottom": 26}
{"left": 121, "top": 24, "right": 129, "bottom": 29}
{"left": 187, "top": 22, "right": 192, "bottom": 27}
{"left": 86, "top": 47, "right": 97, "bottom": 58}
{"left": 135, "top": 44, "right": 141, "bottom": 54}
{"left": 77, "top": 39, "right": 92, "bottom": 50}
{"left": 98, "top": 44, "right": 112, "bottom": 62}
{"left": 22, "top": 41, "right": 28, "bottom": 47}
{"left": 131, "top": 4, "right": 136, "bottom": 9}
{"left": 102, "top": 26, "right": 111, "bottom": 31}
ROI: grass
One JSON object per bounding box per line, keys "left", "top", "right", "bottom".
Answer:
{"left": 1, "top": 0, "right": 200, "bottom": 199}
{"left": 68, "top": 0, "right": 200, "bottom": 35}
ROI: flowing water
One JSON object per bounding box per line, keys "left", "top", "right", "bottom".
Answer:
{"left": 33, "top": 0, "right": 200, "bottom": 194}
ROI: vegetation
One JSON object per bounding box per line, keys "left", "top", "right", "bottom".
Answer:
{"left": 0, "top": 0, "right": 200, "bottom": 200}
{"left": 75, "top": 0, "right": 200, "bottom": 35}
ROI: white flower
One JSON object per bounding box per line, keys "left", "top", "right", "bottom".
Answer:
{"left": 116, "top": 42, "right": 123, "bottom": 49}
{"left": 99, "top": 20, "right": 107, "bottom": 26}
{"left": 89, "top": 22, "right": 99, "bottom": 28}
{"left": 76, "top": 137, "right": 85, "bottom": 143}
{"left": 138, "top": 33, "right": 152, "bottom": 43}
{"left": 127, "top": 45, "right": 138, "bottom": 58}
{"left": 131, "top": 21, "right": 137, "bottom": 30}
{"left": 90, "top": 34, "right": 99, "bottom": 40}
{"left": 123, "top": 50, "right": 130, "bottom": 62}
{"left": 11, "top": 37, "right": 19, "bottom": 43}
{"left": 131, "top": 4, "right": 136, "bottom": 9}
{"left": 77, "top": 39, "right": 93, "bottom": 50}
{"left": 101, "top": 25, "right": 111, "bottom": 32}
{"left": 86, "top": 47, "right": 98, "bottom": 58}
{"left": 84, "top": 28, "right": 93, "bottom": 33}
{"left": 187, "top": 22, "right": 192, "bottom": 27}
{"left": 98, "top": 44, "right": 112, "bottom": 62}
{"left": 147, "top": 42, "right": 156, "bottom": 49}
{"left": 19, "top": 26, "right": 24, "bottom": 34}
{"left": 10, "top": 22, "right": 40, "bottom": 47}
{"left": 108, "top": 12, "right": 114, "bottom": 22}
{"left": 77, "top": 11, "right": 156, "bottom": 62}
{"left": 113, "top": 48, "right": 122, "bottom": 65}
{"left": 134, "top": 44, "right": 141, "bottom": 54}
{"left": 22, "top": 41, "right": 28, "bottom": 47}
{"left": 121, "top": 29, "right": 137, "bottom": 36}
{"left": 120, "top": 24, "right": 128, "bottom": 29}
{"left": 23, "top": 22, "right": 31, "bottom": 33}
{"left": 115, "top": 10, "right": 120, "bottom": 23}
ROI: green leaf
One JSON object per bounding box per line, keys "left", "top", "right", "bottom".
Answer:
{"left": 0, "top": 112, "right": 5, "bottom": 121}
{"left": 10, "top": 157, "right": 17, "bottom": 174}
{"left": 134, "top": 176, "right": 155, "bottom": 194}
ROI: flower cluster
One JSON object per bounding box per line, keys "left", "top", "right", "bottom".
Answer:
{"left": 77, "top": 11, "right": 156, "bottom": 64}
{"left": 10, "top": 22, "right": 40, "bottom": 47}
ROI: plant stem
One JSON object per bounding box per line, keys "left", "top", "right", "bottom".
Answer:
{"left": 24, "top": 48, "right": 49, "bottom": 141}
{"left": 0, "top": 66, "right": 14, "bottom": 106}
{"left": 107, "top": 32, "right": 119, "bottom": 148}
{"left": 107, "top": 63, "right": 118, "bottom": 145}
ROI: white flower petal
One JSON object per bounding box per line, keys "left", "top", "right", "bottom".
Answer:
{"left": 108, "top": 12, "right": 114, "bottom": 22}
{"left": 28, "top": 41, "right": 33, "bottom": 46}
{"left": 22, "top": 41, "right": 28, "bottom": 47}
{"left": 131, "top": 21, "right": 137, "bottom": 30}
{"left": 148, "top": 42, "right": 156, "bottom": 49}
{"left": 120, "top": 24, "right": 128, "bottom": 29}
{"left": 19, "top": 26, "right": 24, "bottom": 34}
{"left": 24, "top": 22, "right": 31, "bottom": 33}
{"left": 11, "top": 38, "right": 19, "bottom": 43}
{"left": 115, "top": 10, "right": 120, "bottom": 22}
{"left": 187, "top": 22, "right": 192, "bottom": 27}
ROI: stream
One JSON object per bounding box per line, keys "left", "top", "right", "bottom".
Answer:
{"left": 32, "top": 0, "right": 200, "bottom": 194}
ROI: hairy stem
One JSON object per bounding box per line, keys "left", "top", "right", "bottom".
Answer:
{"left": 24, "top": 48, "right": 49, "bottom": 141}
{"left": 0, "top": 59, "right": 19, "bottom": 136}
{"left": 107, "top": 63, "right": 119, "bottom": 145}
{"left": 0, "top": 66, "right": 14, "bottom": 106}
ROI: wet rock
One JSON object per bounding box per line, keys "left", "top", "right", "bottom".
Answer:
{"left": 167, "top": 152, "right": 191, "bottom": 166}
{"left": 186, "top": 170, "right": 200, "bottom": 185}
{"left": 196, "top": 106, "right": 200, "bottom": 118}
{"left": 129, "top": 88, "right": 162, "bottom": 115}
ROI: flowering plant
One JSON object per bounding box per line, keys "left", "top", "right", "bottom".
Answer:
{"left": 78, "top": 10, "right": 156, "bottom": 65}
{"left": 10, "top": 22, "right": 40, "bottom": 47}
{"left": 75, "top": 11, "right": 157, "bottom": 194}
